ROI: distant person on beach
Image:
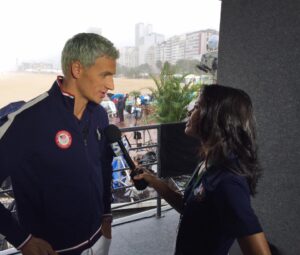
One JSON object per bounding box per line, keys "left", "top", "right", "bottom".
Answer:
{"left": 134, "top": 85, "right": 271, "bottom": 255}
{"left": 0, "top": 33, "right": 119, "bottom": 255}
{"left": 116, "top": 95, "right": 126, "bottom": 123}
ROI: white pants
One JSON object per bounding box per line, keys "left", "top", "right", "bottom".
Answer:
{"left": 81, "top": 236, "right": 111, "bottom": 255}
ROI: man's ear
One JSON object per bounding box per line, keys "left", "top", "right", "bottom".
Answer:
{"left": 70, "top": 61, "right": 82, "bottom": 79}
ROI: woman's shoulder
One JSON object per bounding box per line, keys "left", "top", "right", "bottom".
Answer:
{"left": 202, "top": 165, "right": 249, "bottom": 193}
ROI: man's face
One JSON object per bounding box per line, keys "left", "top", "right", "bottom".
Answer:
{"left": 76, "top": 56, "right": 116, "bottom": 104}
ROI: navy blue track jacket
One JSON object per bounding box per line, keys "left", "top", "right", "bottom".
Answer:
{"left": 0, "top": 77, "right": 113, "bottom": 254}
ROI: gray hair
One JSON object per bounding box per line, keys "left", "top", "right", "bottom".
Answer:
{"left": 61, "top": 33, "right": 119, "bottom": 76}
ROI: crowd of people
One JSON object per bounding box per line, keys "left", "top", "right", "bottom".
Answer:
{"left": 0, "top": 33, "right": 273, "bottom": 255}
{"left": 104, "top": 93, "right": 152, "bottom": 124}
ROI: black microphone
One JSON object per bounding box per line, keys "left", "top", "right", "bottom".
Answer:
{"left": 104, "top": 124, "right": 148, "bottom": 190}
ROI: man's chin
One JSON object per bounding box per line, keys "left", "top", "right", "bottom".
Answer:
{"left": 92, "top": 98, "right": 102, "bottom": 104}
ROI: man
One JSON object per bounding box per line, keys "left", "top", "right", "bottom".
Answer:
{"left": 116, "top": 94, "right": 127, "bottom": 123}
{"left": 0, "top": 33, "right": 119, "bottom": 255}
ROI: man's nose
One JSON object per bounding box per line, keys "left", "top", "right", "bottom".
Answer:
{"left": 106, "top": 77, "right": 114, "bottom": 90}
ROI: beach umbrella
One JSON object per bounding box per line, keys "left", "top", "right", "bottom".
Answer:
{"left": 111, "top": 93, "right": 124, "bottom": 100}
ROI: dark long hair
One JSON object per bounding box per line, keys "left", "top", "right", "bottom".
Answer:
{"left": 196, "top": 84, "right": 261, "bottom": 195}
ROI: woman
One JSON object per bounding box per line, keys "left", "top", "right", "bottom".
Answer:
{"left": 134, "top": 85, "right": 271, "bottom": 255}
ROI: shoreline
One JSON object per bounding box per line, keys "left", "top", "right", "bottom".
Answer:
{"left": 0, "top": 72, "right": 156, "bottom": 108}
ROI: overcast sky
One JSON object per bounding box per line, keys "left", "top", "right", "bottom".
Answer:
{"left": 0, "top": 0, "right": 221, "bottom": 70}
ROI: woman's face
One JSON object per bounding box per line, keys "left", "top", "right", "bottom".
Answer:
{"left": 185, "top": 95, "right": 203, "bottom": 137}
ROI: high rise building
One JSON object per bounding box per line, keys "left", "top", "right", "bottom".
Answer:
{"left": 118, "top": 47, "right": 138, "bottom": 68}
{"left": 120, "top": 24, "right": 218, "bottom": 70}
{"left": 169, "top": 34, "right": 186, "bottom": 64}
{"left": 185, "top": 31, "right": 202, "bottom": 60}
{"left": 138, "top": 32, "right": 165, "bottom": 66}
{"left": 134, "top": 23, "right": 165, "bottom": 67}
{"left": 135, "top": 23, "right": 154, "bottom": 47}
{"left": 135, "top": 23, "right": 144, "bottom": 47}
{"left": 155, "top": 29, "right": 218, "bottom": 65}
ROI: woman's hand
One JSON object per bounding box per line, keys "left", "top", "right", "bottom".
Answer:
{"left": 133, "top": 167, "right": 184, "bottom": 213}
{"left": 132, "top": 168, "right": 158, "bottom": 187}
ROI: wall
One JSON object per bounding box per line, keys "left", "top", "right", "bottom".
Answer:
{"left": 218, "top": 0, "right": 300, "bottom": 254}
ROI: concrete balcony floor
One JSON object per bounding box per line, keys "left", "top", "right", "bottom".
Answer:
{"left": 110, "top": 206, "right": 242, "bottom": 255}
{"left": 0, "top": 206, "right": 242, "bottom": 255}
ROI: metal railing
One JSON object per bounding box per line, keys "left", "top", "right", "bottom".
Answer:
{"left": 111, "top": 124, "right": 163, "bottom": 218}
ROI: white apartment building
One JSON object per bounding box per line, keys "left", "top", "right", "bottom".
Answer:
{"left": 137, "top": 32, "right": 165, "bottom": 66}
{"left": 200, "top": 29, "right": 218, "bottom": 54}
{"left": 118, "top": 47, "right": 138, "bottom": 68}
{"left": 119, "top": 23, "right": 218, "bottom": 70}
{"left": 155, "top": 29, "right": 218, "bottom": 66}
{"left": 135, "top": 23, "right": 153, "bottom": 47}
{"left": 185, "top": 29, "right": 218, "bottom": 60}
{"left": 185, "top": 31, "right": 202, "bottom": 60}
{"left": 169, "top": 34, "right": 186, "bottom": 64}
{"left": 134, "top": 23, "right": 165, "bottom": 67}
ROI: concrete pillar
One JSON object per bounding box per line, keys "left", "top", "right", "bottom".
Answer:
{"left": 218, "top": 0, "right": 300, "bottom": 254}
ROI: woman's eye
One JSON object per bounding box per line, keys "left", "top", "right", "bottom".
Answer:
{"left": 187, "top": 109, "right": 194, "bottom": 116}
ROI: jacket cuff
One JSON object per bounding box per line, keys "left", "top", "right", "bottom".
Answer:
{"left": 17, "top": 234, "right": 32, "bottom": 250}
{"left": 103, "top": 202, "right": 112, "bottom": 215}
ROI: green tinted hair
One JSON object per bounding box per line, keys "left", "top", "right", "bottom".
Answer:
{"left": 61, "top": 33, "right": 119, "bottom": 76}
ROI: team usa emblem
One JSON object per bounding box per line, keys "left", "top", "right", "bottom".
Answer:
{"left": 194, "top": 183, "right": 206, "bottom": 202}
{"left": 55, "top": 130, "right": 72, "bottom": 149}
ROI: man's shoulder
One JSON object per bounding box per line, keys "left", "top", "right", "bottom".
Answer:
{"left": 0, "top": 92, "right": 50, "bottom": 137}
{"left": 0, "top": 101, "right": 26, "bottom": 127}
{"left": 14, "top": 92, "right": 50, "bottom": 120}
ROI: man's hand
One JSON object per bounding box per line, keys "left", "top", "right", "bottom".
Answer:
{"left": 101, "top": 218, "right": 112, "bottom": 239}
{"left": 21, "top": 236, "right": 58, "bottom": 255}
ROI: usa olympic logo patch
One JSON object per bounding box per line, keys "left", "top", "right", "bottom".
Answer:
{"left": 55, "top": 130, "right": 72, "bottom": 149}
{"left": 194, "top": 183, "right": 206, "bottom": 202}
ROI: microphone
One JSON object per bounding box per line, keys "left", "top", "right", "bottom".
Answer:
{"left": 104, "top": 124, "right": 148, "bottom": 190}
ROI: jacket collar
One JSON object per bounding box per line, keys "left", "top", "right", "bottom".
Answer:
{"left": 49, "top": 76, "right": 98, "bottom": 114}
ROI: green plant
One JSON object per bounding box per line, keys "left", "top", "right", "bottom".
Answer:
{"left": 129, "top": 90, "right": 141, "bottom": 99}
{"left": 149, "top": 63, "right": 201, "bottom": 124}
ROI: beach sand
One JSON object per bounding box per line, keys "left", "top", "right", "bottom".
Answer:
{"left": 0, "top": 72, "right": 156, "bottom": 108}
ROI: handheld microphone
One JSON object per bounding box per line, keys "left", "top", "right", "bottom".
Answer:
{"left": 104, "top": 124, "right": 148, "bottom": 190}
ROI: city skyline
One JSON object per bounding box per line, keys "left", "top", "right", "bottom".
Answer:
{"left": 0, "top": 0, "right": 221, "bottom": 71}
{"left": 118, "top": 25, "right": 218, "bottom": 69}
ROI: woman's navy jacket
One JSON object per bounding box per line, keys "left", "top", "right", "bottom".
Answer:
{"left": 0, "top": 78, "right": 113, "bottom": 253}
{"left": 175, "top": 163, "right": 262, "bottom": 255}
